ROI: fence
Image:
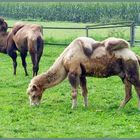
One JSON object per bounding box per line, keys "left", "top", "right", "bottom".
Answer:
{"left": 86, "top": 21, "right": 135, "bottom": 46}
{"left": 9, "top": 21, "right": 136, "bottom": 46}
{"left": 43, "top": 21, "right": 136, "bottom": 47}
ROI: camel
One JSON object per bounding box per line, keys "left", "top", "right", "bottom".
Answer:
{"left": 0, "top": 17, "right": 8, "bottom": 54}
{"left": 27, "top": 37, "right": 140, "bottom": 110}
{"left": 7, "top": 22, "right": 44, "bottom": 76}
{"left": 0, "top": 18, "right": 44, "bottom": 76}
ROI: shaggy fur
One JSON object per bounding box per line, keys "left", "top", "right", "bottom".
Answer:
{"left": 6, "top": 22, "right": 44, "bottom": 76}
{"left": 27, "top": 37, "right": 140, "bottom": 108}
{"left": 27, "top": 36, "right": 140, "bottom": 109}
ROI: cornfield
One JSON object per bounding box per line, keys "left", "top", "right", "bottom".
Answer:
{"left": 0, "top": 2, "right": 140, "bottom": 23}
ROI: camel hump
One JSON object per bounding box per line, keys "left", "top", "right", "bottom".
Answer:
{"left": 12, "top": 22, "right": 25, "bottom": 35}
{"left": 76, "top": 37, "right": 101, "bottom": 57}
{"left": 102, "top": 37, "right": 130, "bottom": 52}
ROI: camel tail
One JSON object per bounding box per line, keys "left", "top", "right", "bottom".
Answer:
{"left": 136, "top": 54, "right": 140, "bottom": 65}
{"left": 30, "top": 36, "right": 44, "bottom": 76}
{"left": 36, "top": 35, "right": 44, "bottom": 63}
{"left": 37, "top": 36, "right": 44, "bottom": 51}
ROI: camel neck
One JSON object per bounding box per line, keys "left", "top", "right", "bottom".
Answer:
{"left": 42, "top": 64, "right": 67, "bottom": 89}
{"left": 0, "top": 46, "right": 7, "bottom": 54}
{"left": 0, "top": 31, "right": 8, "bottom": 54}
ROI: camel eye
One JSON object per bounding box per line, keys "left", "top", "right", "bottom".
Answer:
{"left": 31, "top": 88, "right": 34, "bottom": 92}
{"left": 32, "top": 95, "right": 36, "bottom": 99}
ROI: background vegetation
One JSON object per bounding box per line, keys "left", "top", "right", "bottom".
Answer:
{"left": 1, "top": 2, "right": 140, "bottom": 23}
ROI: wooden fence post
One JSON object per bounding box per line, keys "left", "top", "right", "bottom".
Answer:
{"left": 130, "top": 22, "right": 135, "bottom": 47}
{"left": 86, "top": 26, "right": 89, "bottom": 37}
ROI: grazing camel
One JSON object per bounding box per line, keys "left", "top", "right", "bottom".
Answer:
{"left": 7, "top": 22, "right": 44, "bottom": 76}
{"left": 27, "top": 37, "right": 140, "bottom": 110}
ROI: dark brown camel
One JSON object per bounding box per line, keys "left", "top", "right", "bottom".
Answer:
{"left": 0, "top": 17, "right": 8, "bottom": 54}
{"left": 6, "top": 22, "right": 44, "bottom": 76}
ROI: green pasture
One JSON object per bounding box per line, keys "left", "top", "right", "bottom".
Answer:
{"left": 0, "top": 45, "right": 140, "bottom": 138}
{"left": 0, "top": 20, "right": 140, "bottom": 138}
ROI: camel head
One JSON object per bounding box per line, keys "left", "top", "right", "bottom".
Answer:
{"left": 27, "top": 82, "right": 43, "bottom": 106}
{"left": 0, "top": 17, "right": 8, "bottom": 32}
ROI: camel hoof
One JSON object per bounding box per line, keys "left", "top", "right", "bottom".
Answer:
{"left": 84, "top": 104, "right": 88, "bottom": 108}
{"left": 118, "top": 106, "right": 124, "bottom": 111}
{"left": 71, "top": 105, "right": 77, "bottom": 109}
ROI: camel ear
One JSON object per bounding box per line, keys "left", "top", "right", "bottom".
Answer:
{"left": 28, "top": 84, "right": 38, "bottom": 93}
{"left": 31, "top": 84, "right": 38, "bottom": 91}
{"left": 27, "top": 84, "right": 38, "bottom": 95}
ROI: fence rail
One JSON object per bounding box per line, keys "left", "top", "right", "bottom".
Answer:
{"left": 8, "top": 21, "right": 137, "bottom": 47}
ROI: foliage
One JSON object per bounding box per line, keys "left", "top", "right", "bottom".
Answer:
{"left": 0, "top": 2, "right": 140, "bottom": 23}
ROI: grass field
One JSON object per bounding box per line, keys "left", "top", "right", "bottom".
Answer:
{"left": 1, "top": 19, "right": 140, "bottom": 138}
{"left": 0, "top": 44, "right": 140, "bottom": 138}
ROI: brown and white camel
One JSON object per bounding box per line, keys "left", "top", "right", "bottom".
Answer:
{"left": 7, "top": 22, "right": 44, "bottom": 76}
{"left": 27, "top": 37, "right": 140, "bottom": 110}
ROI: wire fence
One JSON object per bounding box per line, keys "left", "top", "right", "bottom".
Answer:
{"left": 8, "top": 21, "right": 137, "bottom": 47}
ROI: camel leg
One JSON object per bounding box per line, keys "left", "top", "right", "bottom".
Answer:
{"left": 80, "top": 75, "right": 88, "bottom": 107}
{"left": 68, "top": 72, "right": 80, "bottom": 109}
{"left": 8, "top": 51, "right": 17, "bottom": 75}
{"left": 20, "top": 52, "right": 28, "bottom": 76}
{"left": 29, "top": 52, "right": 37, "bottom": 77}
{"left": 119, "top": 79, "right": 132, "bottom": 109}
{"left": 123, "top": 60, "right": 140, "bottom": 109}
{"left": 134, "top": 87, "right": 140, "bottom": 110}
{"left": 28, "top": 40, "right": 38, "bottom": 76}
{"left": 35, "top": 50, "right": 43, "bottom": 76}
{"left": 36, "top": 37, "right": 44, "bottom": 75}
